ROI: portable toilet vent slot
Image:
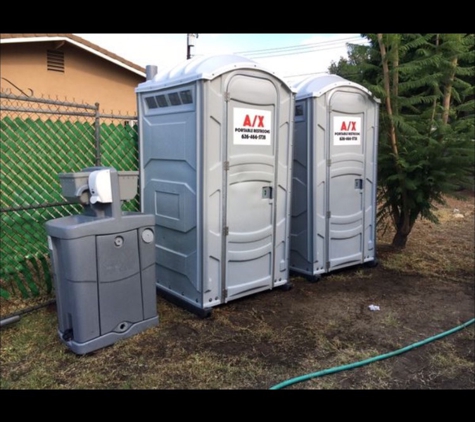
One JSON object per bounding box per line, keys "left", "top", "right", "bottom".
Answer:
{"left": 289, "top": 74, "right": 380, "bottom": 281}
{"left": 136, "top": 54, "right": 296, "bottom": 317}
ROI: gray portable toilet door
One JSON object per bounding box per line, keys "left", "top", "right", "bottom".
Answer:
{"left": 223, "top": 73, "right": 277, "bottom": 301}
{"left": 326, "top": 92, "right": 367, "bottom": 271}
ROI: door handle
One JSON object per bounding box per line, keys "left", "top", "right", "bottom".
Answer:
{"left": 355, "top": 179, "right": 363, "bottom": 190}
{"left": 262, "top": 186, "right": 273, "bottom": 199}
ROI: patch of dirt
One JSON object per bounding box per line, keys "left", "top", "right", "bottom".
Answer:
{"left": 140, "top": 190, "right": 474, "bottom": 389}
{"left": 194, "top": 190, "right": 474, "bottom": 387}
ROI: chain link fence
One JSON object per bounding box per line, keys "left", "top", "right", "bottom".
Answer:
{"left": 0, "top": 91, "right": 140, "bottom": 318}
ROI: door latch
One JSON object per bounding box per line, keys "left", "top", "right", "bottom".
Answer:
{"left": 355, "top": 179, "right": 363, "bottom": 189}
{"left": 262, "top": 186, "right": 273, "bottom": 199}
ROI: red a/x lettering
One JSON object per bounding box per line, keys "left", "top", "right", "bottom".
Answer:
{"left": 243, "top": 115, "right": 252, "bottom": 127}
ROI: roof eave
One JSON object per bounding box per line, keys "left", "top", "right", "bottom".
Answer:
{"left": 0, "top": 36, "right": 146, "bottom": 78}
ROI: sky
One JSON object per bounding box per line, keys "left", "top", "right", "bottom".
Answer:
{"left": 74, "top": 33, "right": 367, "bottom": 84}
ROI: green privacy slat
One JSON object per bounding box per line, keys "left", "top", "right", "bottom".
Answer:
{"left": 38, "top": 254, "right": 53, "bottom": 293}
{"left": 1, "top": 96, "right": 139, "bottom": 302}
{"left": 24, "top": 256, "right": 41, "bottom": 297}
{"left": 0, "top": 288, "right": 11, "bottom": 300}
{"left": 0, "top": 126, "right": 20, "bottom": 141}
{"left": 12, "top": 270, "right": 30, "bottom": 299}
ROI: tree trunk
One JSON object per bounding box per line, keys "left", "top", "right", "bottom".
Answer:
{"left": 442, "top": 55, "right": 458, "bottom": 125}
{"left": 377, "top": 34, "right": 399, "bottom": 157}
{"left": 392, "top": 229, "right": 409, "bottom": 249}
{"left": 391, "top": 212, "right": 415, "bottom": 249}
{"left": 429, "top": 34, "right": 440, "bottom": 127}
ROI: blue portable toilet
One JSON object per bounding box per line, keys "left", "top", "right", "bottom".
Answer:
{"left": 290, "top": 74, "right": 380, "bottom": 281}
{"left": 136, "top": 55, "right": 296, "bottom": 316}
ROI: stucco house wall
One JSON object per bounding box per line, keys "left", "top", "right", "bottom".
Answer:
{"left": 0, "top": 34, "right": 146, "bottom": 116}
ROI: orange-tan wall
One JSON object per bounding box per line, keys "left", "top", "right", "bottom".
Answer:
{"left": 0, "top": 41, "right": 145, "bottom": 116}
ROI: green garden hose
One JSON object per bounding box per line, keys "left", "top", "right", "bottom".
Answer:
{"left": 270, "top": 317, "right": 475, "bottom": 390}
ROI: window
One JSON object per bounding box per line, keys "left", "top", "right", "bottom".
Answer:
{"left": 168, "top": 92, "right": 181, "bottom": 106}
{"left": 156, "top": 95, "right": 168, "bottom": 107}
{"left": 179, "top": 90, "right": 193, "bottom": 104}
{"left": 145, "top": 96, "right": 158, "bottom": 109}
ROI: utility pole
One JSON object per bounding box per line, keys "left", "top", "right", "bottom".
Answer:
{"left": 187, "top": 34, "right": 199, "bottom": 60}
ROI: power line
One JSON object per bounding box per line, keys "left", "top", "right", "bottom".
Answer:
{"left": 283, "top": 71, "right": 329, "bottom": 81}
{"left": 234, "top": 36, "right": 363, "bottom": 54}
{"left": 234, "top": 36, "right": 366, "bottom": 59}
{"left": 245, "top": 43, "right": 364, "bottom": 59}
{"left": 231, "top": 36, "right": 369, "bottom": 79}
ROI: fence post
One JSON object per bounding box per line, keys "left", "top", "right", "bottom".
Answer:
{"left": 94, "top": 102, "right": 101, "bottom": 166}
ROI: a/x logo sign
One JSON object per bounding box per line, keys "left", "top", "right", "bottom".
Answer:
{"left": 234, "top": 108, "right": 272, "bottom": 146}
{"left": 339, "top": 120, "right": 357, "bottom": 131}
{"left": 333, "top": 116, "right": 361, "bottom": 146}
{"left": 242, "top": 114, "right": 265, "bottom": 128}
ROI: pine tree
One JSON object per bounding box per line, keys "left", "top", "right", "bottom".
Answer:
{"left": 331, "top": 34, "right": 474, "bottom": 248}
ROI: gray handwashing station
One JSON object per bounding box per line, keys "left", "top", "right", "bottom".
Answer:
{"left": 45, "top": 167, "right": 158, "bottom": 354}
